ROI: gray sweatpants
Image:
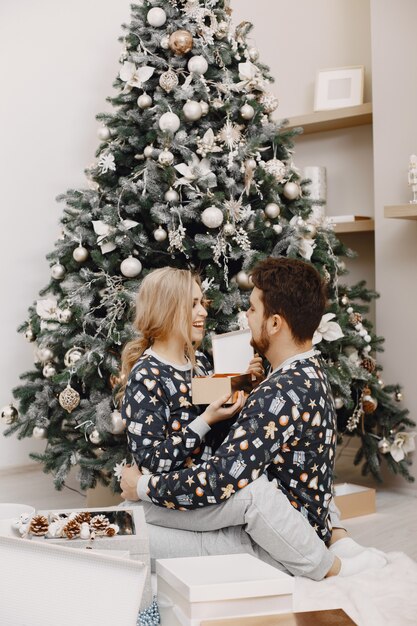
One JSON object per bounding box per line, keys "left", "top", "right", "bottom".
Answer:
{"left": 131, "top": 474, "right": 337, "bottom": 581}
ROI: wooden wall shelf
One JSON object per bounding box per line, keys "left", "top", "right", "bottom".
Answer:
{"left": 384, "top": 205, "right": 417, "bottom": 220}
{"left": 285, "top": 103, "right": 372, "bottom": 135}
{"left": 333, "top": 219, "right": 374, "bottom": 234}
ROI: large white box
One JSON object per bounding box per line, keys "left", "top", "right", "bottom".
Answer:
{"left": 192, "top": 330, "right": 254, "bottom": 405}
{"left": 156, "top": 554, "right": 294, "bottom": 626}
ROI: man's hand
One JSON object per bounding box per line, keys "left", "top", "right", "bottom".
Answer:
{"left": 247, "top": 353, "right": 265, "bottom": 384}
{"left": 120, "top": 464, "right": 142, "bottom": 501}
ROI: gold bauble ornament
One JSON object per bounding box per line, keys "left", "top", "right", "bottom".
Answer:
{"left": 59, "top": 385, "right": 81, "bottom": 413}
{"left": 362, "top": 387, "right": 378, "bottom": 414}
{"left": 168, "top": 30, "right": 193, "bottom": 55}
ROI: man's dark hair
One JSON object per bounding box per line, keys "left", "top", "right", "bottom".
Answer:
{"left": 250, "top": 257, "right": 327, "bottom": 344}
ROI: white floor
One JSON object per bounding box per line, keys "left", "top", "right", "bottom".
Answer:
{"left": 0, "top": 463, "right": 416, "bottom": 561}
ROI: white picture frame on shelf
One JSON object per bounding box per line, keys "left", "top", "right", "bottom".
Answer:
{"left": 314, "top": 66, "right": 364, "bottom": 111}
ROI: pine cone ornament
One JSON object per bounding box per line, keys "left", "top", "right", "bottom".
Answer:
{"left": 349, "top": 312, "right": 363, "bottom": 326}
{"left": 361, "top": 356, "right": 376, "bottom": 373}
{"left": 29, "top": 514, "right": 49, "bottom": 536}
{"left": 104, "top": 524, "right": 119, "bottom": 537}
{"left": 90, "top": 514, "right": 110, "bottom": 534}
{"left": 63, "top": 518, "right": 81, "bottom": 539}
{"left": 74, "top": 511, "right": 91, "bottom": 525}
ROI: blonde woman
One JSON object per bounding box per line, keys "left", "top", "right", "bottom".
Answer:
{"left": 119, "top": 267, "right": 248, "bottom": 476}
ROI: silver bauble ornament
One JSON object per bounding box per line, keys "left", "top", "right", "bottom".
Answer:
{"left": 200, "top": 101, "right": 209, "bottom": 116}
{"left": 240, "top": 103, "right": 255, "bottom": 120}
{"left": 110, "top": 410, "right": 125, "bottom": 435}
{"left": 58, "top": 309, "right": 72, "bottom": 323}
{"left": 147, "top": 7, "right": 167, "bottom": 27}
{"left": 246, "top": 158, "right": 257, "bottom": 170}
{"left": 1, "top": 404, "right": 18, "bottom": 425}
{"left": 59, "top": 385, "right": 81, "bottom": 413}
{"left": 25, "top": 327, "right": 35, "bottom": 342}
{"left": 201, "top": 206, "right": 224, "bottom": 229}
{"left": 51, "top": 263, "right": 66, "bottom": 280}
{"left": 72, "top": 245, "right": 89, "bottom": 262}
{"left": 378, "top": 438, "right": 390, "bottom": 454}
{"left": 187, "top": 55, "right": 208, "bottom": 75}
{"left": 97, "top": 126, "right": 111, "bottom": 141}
{"left": 304, "top": 224, "right": 317, "bottom": 239}
{"left": 43, "top": 363, "right": 57, "bottom": 378}
{"left": 137, "top": 93, "right": 153, "bottom": 109}
{"left": 265, "top": 203, "right": 281, "bottom": 219}
{"left": 159, "top": 112, "right": 181, "bottom": 133}
{"left": 248, "top": 47, "right": 260, "bottom": 62}
{"left": 223, "top": 223, "right": 235, "bottom": 236}
{"left": 168, "top": 29, "right": 194, "bottom": 55}
{"left": 259, "top": 92, "right": 279, "bottom": 114}
{"left": 283, "top": 181, "right": 300, "bottom": 200}
{"left": 273, "top": 224, "right": 283, "bottom": 235}
{"left": 236, "top": 271, "right": 253, "bottom": 290}
{"left": 159, "top": 69, "right": 179, "bottom": 93}
{"left": 334, "top": 397, "right": 344, "bottom": 410}
{"left": 33, "top": 426, "right": 48, "bottom": 439}
{"left": 160, "top": 35, "right": 170, "bottom": 50}
{"left": 153, "top": 226, "right": 168, "bottom": 242}
{"left": 158, "top": 149, "right": 174, "bottom": 166}
{"left": 183, "top": 100, "right": 203, "bottom": 122}
{"left": 89, "top": 428, "right": 102, "bottom": 445}
{"left": 38, "top": 347, "right": 54, "bottom": 363}
{"left": 264, "top": 158, "right": 286, "bottom": 182}
{"left": 165, "top": 187, "right": 179, "bottom": 203}
{"left": 64, "top": 347, "right": 83, "bottom": 367}
{"left": 120, "top": 256, "right": 142, "bottom": 278}
{"left": 144, "top": 145, "right": 155, "bottom": 159}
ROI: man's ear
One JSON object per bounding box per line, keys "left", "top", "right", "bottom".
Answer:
{"left": 269, "top": 314, "right": 282, "bottom": 335}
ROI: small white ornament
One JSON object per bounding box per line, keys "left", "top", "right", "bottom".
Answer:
{"left": 304, "top": 224, "right": 317, "bottom": 239}
{"left": 144, "top": 145, "right": 154, "bottom": 159}
{"left": 43, "top": 363, "right": 56, "bottom": 379}
{"left": 72, "top": 245, "right": 89, "bottom": 262}
{"left": 154, "top": 226, "right": 168, "bottom": 242}
{"left": 58, "top": 309, "right": 72, "bottom": 323}
{"left": 137, "top": 93, "right": 152, "bottom": 109}
{"left": 246, "top": 158, "right": 257, "bottom": 170}
{"left": 120, "top": 256, "right": 142, "bottom": 278}
{"left": 97, "top": 126, "right": 111, "bottom": 141}
{"left": 89, "top": 428, "right": 102, "bottom": 445}
{"left": 33, "top": 426, "right": 48, "bottom": 439}
{"left": 259, "top": 92, "right": 279, "bottom": 113}
{"left": 159, "top": 112, "right": 181, "bottom": 133}
{"left": 273, "top": 224, "right": 283, "bottom": 235}
{"left": 160, "top": 35, "right": 170, "bottom": 50}
{"left": 25, "top": 327, "right": 35, "bottom": 342}
{"left": 147, "top": 7, "right": 167, "bottom": 27}
{"left": 265, "top": 203, "right": 280, "bottom": 219}
{"left": 158, "top": 149, "right": 174, "bottom": 166}
{"left": 80, "top": 522, "right": 91, "bottom": 540}
{"left": 1, "top": 404, "right": 18, "bottom": 425}
{"left": 110, "top": 410, "right": 125, "bottom": 435}
{"left": 200, "top": 101, "right": 209, "bottom": 116}
{"left": 223, "top": 223, "right": 235, "bottom": 236}
{"left": 334, "top": 397, "right": 344, "bottom": 410}
{"left": 183, "top": 100, "right": 203, "bottom": 122}
{"left": 283, "top": 181, "right": 300, "bottom": 200}
{"left": 51, "top": 263, "right": 66, "bottom": 280}
{"left": 240, "top": 103, "right": 255, "bottom": 120}
{"left": 201, "top": 206, "right": 224, "bottom": 229}
{"left": 187, "top": 55, "right": 208, "bottom": 75}
{"left": 38, "top": 347, "right": 54, "bottom": 363}
{"left": 248, "top": 47, "right": 259, "bottom": 62}
{"left": 165, "top": 187, "right": 179, "bottom": 203}
{"left": 364, "top": 334, "right": 372, "bottom": 343}
{"left": 264, "top": 158, "right": 287, "bottom": 182}
{"left": 159, "top": 69, "right": 179, "bottom": 93}
{"left": 236, "top": 271, "right": 253, "bottom": 290}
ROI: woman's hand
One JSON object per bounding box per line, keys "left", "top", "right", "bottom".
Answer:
{"left": 201, "top": 391, "right": 246, "bottom": 426}
{"left": 120, "top": 464, "right": 142, "bottom": 501}
{"left": 247, "top": 353, "right": 265, "bottom": 384}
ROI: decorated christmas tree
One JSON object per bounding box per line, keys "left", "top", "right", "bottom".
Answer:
{"left": 2, "top": 0, "right": 414, "bottom": 491}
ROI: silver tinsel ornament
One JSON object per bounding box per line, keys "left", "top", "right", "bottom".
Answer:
{"left": 1, "top": 404, "right": 18, "bottom": 425}
{"left": 201, "top": 206, "right": 224, "bottom": 229}
{"left": 120, "top": 256, "right": 142, "bottom": 278}
{"left": 51, "top": 263, "right": 66, "bottom": 280}
{"left": 72, "top": 245, "right": 89, "bottom": 262}
{"left": 64, "top": 347, "right": 83, "bottom": 368}
{"left": 110, "top": 410, "right": 125, "bottom": 435}
{"left": 154, "top": 226, "right": 168, "bottom": 242}
{"left": 137, "top": 93, "right": 153, "bottom": 109}
{"left": 59, "top": 385, "right": 81, "bottom": 413}
{"left": 159, "top": 70, "right": 179, "bottom": 93}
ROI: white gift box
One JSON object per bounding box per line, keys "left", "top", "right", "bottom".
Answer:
{"left": 32, "top": 504, "right": 152, "bottom": 610}
{"left": 156, "top": 553, "right": 294, "bottom": 626}
{"left": 192, "top": 329, "right": 254, "bottom": 404}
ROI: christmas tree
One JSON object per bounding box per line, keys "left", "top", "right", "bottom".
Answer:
{"left": 2, "top": 0, "right": 414, "bottom": 491}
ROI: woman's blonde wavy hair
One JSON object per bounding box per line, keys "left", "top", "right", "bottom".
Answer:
{"left": 117, "top": 267, "right": 197, "bottom": 403}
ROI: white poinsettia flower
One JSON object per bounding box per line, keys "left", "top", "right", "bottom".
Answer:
{"left": 313, "top": 313, "right": 344, "bottom": 345}
{"left": 36, "top": 298, "right": 59, "bottom": 320}
{"left": 92, "top": 219, "right": 138, "bottom": 254}
{"left": 98, "top": 153, "right": 116, "bottom": 174}
{"left": 119, "top": 62, "right": 155, "bottom": 90}
{"left": 390, "top": 432, "right": 416, "bottom": 462}
{"left": 298, "top": 237, "right": 316, "bottom": 261}
{"left": 238, "top": 61, "right": 258, "bottom": 82}
{"left": 174, "top": 154, "right": 214, "bottom": 187}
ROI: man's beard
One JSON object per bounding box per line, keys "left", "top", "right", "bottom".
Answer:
{"left": 250, "top": 321, "right": 270, "bottom": 356}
